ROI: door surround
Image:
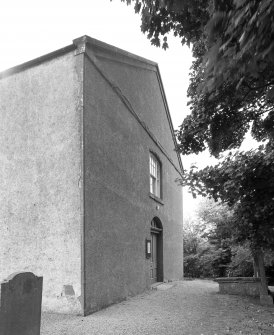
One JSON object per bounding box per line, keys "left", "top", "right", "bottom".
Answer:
{"left": 150, "top": 217, "right": 163, "bottom": 283}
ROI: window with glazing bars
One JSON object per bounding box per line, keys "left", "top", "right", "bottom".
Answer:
{"left": 149, "top": 153, "right": 161, "bottom": 198}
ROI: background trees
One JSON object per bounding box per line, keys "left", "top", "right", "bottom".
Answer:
{"left": 183, "top": 199, "right": 255, "bottom": 278}
{"left": 184, "top": 199, "right": 274, "bottom": 279}
{"left": 180, "top": 147, "right": 274, "bottom": 250}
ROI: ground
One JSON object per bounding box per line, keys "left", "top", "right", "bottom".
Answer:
{"left": 41, "top": 280, "right": 274, "bottom": 335}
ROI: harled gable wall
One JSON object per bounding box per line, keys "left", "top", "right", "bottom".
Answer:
{"left": 0, "top": 38, "right": 184, "bottom": 316}
{"left": 0, "top": 51, "right": 83, "bottom": 314}
{"left": 83, "top": 45, "right": 183, "bottom": 315}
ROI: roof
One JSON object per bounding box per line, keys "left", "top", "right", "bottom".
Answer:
{"left": 0, "top": 35, "right": 157, "bottom": 80}
{"left": 0, "top": 35, "right": 183, "bottom": 174}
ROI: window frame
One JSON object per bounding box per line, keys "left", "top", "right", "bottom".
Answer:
{"left": 149, "top": 152, "right": 162, "bottom": 200}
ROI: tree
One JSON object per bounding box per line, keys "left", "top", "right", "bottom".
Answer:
{"left": 196, "top": 198, "right": 233, "bottom": 243}
{"left": 119, "top": 0, "right": 274, "bottom": 156}
{"left": 180, "top": 146, "right": 274, "bottom": 299}
{"left": 183, "top": 208, "right": 224, "bottom": 278}
{"left": 183, "top": 216, "right": 208, "bottom": 278}
{"left": 183, "top": 217, "right": 203, "bottom": 255}
{"left": 183, "top": 199, "right": 255, "bottom": 278}
{"left": 228, "top": 244, "right": 254, "bottom": 277}
{"left": 196, "top": 199, "right": 234, "bottom": 277}
{"left": 180, "top": 146, "right": 274, "bottom": 250}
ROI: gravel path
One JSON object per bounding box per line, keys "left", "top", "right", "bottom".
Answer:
{"left": 41, "top": 280, "right": 274, "bottom": 335}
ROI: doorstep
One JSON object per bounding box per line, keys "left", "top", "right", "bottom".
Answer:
{"left": 151, "top": 282, "right": 174, "bottom": 291}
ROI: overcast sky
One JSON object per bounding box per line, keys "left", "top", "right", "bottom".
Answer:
{"left": 1, "top": 0, "right": 237, "bottom": 217}
{"left": 0, "top": 0, "right": 193, "bottom": 129}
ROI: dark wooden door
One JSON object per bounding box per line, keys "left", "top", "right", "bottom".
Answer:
{"left": 150, "top": 232, "right": 158, "bottom": 284}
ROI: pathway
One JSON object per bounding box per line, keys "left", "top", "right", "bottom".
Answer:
{"left": 41, "top": 280, "right": 274, "bottom": 335}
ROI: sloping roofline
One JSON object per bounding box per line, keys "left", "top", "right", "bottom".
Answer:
{"left": 0, "top": 35, "right": 157, "bottom": 79}
{"left": 0, "top": 35, "right": 183, "bottom": 173}
{"left": 0, "top": 45, "right": 75, "bottom": 80}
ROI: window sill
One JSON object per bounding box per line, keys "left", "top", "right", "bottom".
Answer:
{"left": 149, "top": 193, "right": 164, "bottom": 205}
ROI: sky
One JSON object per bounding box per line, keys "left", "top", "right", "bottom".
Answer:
{"left": 0, "top": 0, "right": 240, "bottom": 218}
{"left": 0, "top": 0, "right": 194, "bottom": 123}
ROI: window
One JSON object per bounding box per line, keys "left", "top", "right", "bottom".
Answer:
{"left": 149, "top": 153, "right": 161, "bottom": 198}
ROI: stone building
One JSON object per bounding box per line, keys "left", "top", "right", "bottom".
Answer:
{"left": 0, "top": 36, "right": 183, "bottom": 315}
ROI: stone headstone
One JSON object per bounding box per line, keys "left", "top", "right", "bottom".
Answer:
{"left": 0, "top": 272, "right": 43, "bottom": 335}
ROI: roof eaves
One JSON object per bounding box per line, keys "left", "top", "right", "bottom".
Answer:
{"left": 0, "top": 44, "right": 75, "bottom": 80}
{"left": 73, "top": 35, "right": 158, "bottom": 68}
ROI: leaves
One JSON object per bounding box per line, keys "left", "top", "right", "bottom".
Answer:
{"left": 121, "top": 0, "right": 274, "bottom": 250}
{"left": 183, "top": 199, "right": 252, "bottom": 278}
{"left": 180, "top": 145, "right": 274, "bottom": 249}
{"left": 266, "top": 86, "right": 274, "bottom": 102}
{"left": 121, "top": 0, "right": 274, "bottom": 155}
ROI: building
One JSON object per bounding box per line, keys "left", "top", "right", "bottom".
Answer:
{"left": 0, "top": 36, "right": 183, "bottom": 315}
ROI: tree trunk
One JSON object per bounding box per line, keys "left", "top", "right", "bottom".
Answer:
{"left": 253, "top": 255, "right": 259, "bottom": 278}
{"left": 253, "top": 249, "right": 273, "bottom": 305}
{"left": 256, "top": 250, "right": 268, "bottom": 294}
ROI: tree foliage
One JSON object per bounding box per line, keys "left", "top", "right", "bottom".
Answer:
{"left": 183, "top": 199, "right": 256, "bottom": 278}
{"left": 120, "top": 0, "right": 274, "bottom": 259}
{"left": 228, "top": 244, "right": 254, "bottom": 277}
{"left": 183, "top": 217, "right": 203, "bottom": 255}
{"left": 119, "top": 0, "right": 274, "bottom": 156}
{"left": 180, "top": 144, "right": 274, "bottom": 250}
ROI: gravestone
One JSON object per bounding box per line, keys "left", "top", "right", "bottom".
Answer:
{"left": 0, "top": 272, "right": 43, "bottom": 335}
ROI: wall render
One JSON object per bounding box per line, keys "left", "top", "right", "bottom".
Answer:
{"left": 0, "top": 52, "right": 83, "bottom": 314}
{"left": 82, "top": 46, "right": 183, "bottom": 315}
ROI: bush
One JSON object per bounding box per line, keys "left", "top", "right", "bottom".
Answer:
{"left": 184, "top": 254, "right": 201, "bottom": 278}
{"left": 184, "top": 245, "right": 228, "bottom": 278}
{"left": 227, "top": 245, "right": 253, "bottom": 277}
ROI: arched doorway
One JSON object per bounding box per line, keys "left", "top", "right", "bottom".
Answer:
{"left": 150, "top": 217, "right": 163, "bottom": 284}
